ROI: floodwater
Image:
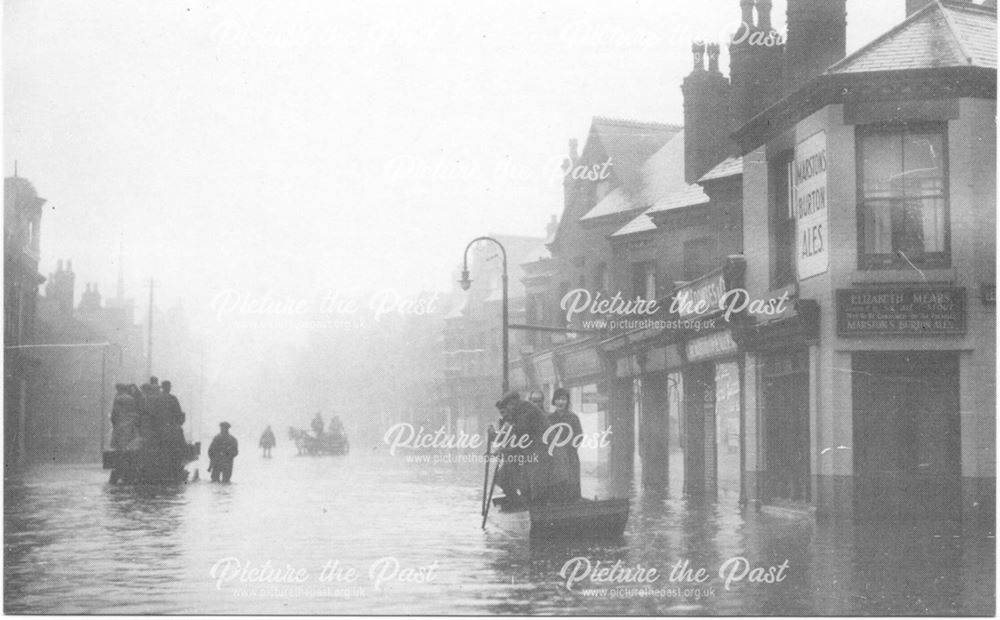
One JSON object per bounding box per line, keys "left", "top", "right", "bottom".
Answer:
{"left": 4, "top": 447, "right": 995, "bottom": 615}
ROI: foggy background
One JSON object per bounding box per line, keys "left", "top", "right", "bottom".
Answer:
{"left": 5, "top": 0, "right": 908, "bottom": 441}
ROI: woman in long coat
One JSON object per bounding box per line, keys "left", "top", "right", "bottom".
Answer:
{"left": 547, "top": 388, "right": 582, "bottom": 502}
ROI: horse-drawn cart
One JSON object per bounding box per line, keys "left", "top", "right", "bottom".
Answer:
{"left": 288, "top": 427, "right": 349, "bottom": 456}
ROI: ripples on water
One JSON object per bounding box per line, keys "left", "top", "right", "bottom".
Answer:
{"left": 4, "top": 449, "right": 995, "bottom": 615}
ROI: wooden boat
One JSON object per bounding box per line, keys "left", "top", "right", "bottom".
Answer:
{"left": 103, "top": 441, "right": 201, "bottom": 484}
{"left": 486, "top": 495, "right": 630, "bottom": 539}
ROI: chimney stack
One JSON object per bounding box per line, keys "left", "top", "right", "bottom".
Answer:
{"left": 729, "top": 0, "right": 785, "bottom": 128}
{"left": 784, "top": 0, "right": 847, "bottom": 94}
{"left": 683, "top": 41, "right": 732, "bottom": 184}
{"left": 562, "top": 139, "right": 581, "bottom": 211}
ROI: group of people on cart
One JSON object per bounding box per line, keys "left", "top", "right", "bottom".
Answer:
{"left": 492, "top": 387, "right": 583, "bottom": 507}
{"left": 108, "top": 376, "right": 190, "bottom": 481}
{"left": 110, "top": 376, "right": 188, "bottom": 455}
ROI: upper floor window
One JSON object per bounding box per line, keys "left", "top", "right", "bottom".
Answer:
{"left": 593, "top": 262, "right": 609, "bottom": 293}
{"left": 857, "top": 124, "right": 949, "bottom": 269}
{"left": 632, "top": 262, "right": 656, "bottom": 300}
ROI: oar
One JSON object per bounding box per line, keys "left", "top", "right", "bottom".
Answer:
{"left": 482, "top": 429, "right": 502, "bottom": 529}
{"left": 480, "top": 426, "right": 495, "bottom": 516}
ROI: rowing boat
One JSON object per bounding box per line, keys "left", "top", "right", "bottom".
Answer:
{"left": 486, "top": 495, "right": 629, "bottom": 539}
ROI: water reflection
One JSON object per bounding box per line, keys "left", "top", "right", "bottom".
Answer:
{"left": 3, "top": 454, "right": 994, "bottom": 615}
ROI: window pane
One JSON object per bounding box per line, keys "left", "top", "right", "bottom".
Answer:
{"left": 903, "top": 132, "right": 944, "bottom": 197}
{"left": 864, "top": 199, "right": 894, "bottom": 254}
{"left": 921, "top": 196, "right": 946, "bottom": 253}
{"left": 862, "top": 133, "right": 903, "bottom": 198}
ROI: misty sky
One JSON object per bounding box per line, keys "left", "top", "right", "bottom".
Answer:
{"left": 6, "top": 0, "right": 907, "bottom": 332}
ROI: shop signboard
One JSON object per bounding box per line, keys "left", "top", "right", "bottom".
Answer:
{"left": 676, "top": 269, "right": 727, "bottom": 319}
{"left": 561, "top": 347, "right": 603, "bottom": 381}
{"left": 836, "top": 287, "right": 966, "bottom": 336}
{"left": 685, "top": 330, "right": 739, "bottom": 363}
{"left": 533, "top": 354, "right": 557, "bottom": 384}
{"left": 794, "top": 131, "right": 828, "bottom": 280}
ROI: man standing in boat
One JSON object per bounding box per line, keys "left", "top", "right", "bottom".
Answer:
{"left": 527, "top": 390, "right": 548, "bottom": 416}
{"left": 208, "top": 422, "right": 239, "bottom": 482}
{"left": 493, "top": 391, "right": 550, "bottom": 506}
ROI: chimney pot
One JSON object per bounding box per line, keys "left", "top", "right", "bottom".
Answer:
{"left": 692, "top": 41, "right": 707, "bottom": 71}
{"left": 757, "top": 0, "right": 773, "bottom": 31}
{"left": 707, "top": 42, "right": 721, "bottom": 72}
{"left": 740, "top": 0, "right": 755, "bottom": 28}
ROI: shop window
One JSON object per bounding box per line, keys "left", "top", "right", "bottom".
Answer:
{"left": 631, "top": 262, "right": 655, "bottom": 300}
{"left": 771, "top": 150, "right": 796, "bottom": 287}
{"left": 683, "top": 237, "right": 716, "bottom": 280}
{"left": 857, "top": 124, "right": 949, "bottom": 269}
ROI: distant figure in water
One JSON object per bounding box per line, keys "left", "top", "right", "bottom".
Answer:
{"left": 208, "top": 422, "right": 239, "bottom": 482}
{"left": 259, "top": 425, "right": 276, "bottom": 457}
{"left": 328, "top": 415, "right": 344, "bottom": 437}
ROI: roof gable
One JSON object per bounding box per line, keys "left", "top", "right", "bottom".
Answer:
{"left": 550, "top": 117, "right": 680, "bottom": 245}
{"left": 829, "top": 1, "right": 997, "bottom": 74}
{"left": 589, "top": 117, "right": 681, "bottom": 192}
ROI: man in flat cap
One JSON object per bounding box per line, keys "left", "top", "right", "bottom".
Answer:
{"left": 208, "top": 422, "right": 239, "bottom": 483}
{"left": 493, "top": 391, "right": 550, "bottom": 507}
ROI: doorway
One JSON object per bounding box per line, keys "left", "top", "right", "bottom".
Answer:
{"left": 762, "top": 350, "right": 810, "bottom": 503}
{"left": 853, "top": 352, "right": 961, "bottom": 521}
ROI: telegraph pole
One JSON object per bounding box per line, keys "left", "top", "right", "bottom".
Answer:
{"left": 146, "top": 278, "right": 156, "bottom": 378}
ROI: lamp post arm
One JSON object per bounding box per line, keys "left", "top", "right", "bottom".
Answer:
{"left": 460, "top": 237, "right": 510, "bottom": 394}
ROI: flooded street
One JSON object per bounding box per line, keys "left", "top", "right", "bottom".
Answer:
{"left": 4, "top": 449, "right": 994, "bottom": 615}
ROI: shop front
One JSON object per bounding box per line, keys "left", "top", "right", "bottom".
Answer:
{"left": 558, "top": 343, "right": 611, "bottom": 477}
{"left": 599, "top": 258, "right": 750, "bottom": 503}
{"left": 836, "top": 286, "right": 968, "bottom": 522}
{"left": 739, "top": 286, "right": 820, "bottom": 511}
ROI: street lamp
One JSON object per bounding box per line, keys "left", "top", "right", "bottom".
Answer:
{"left": 459, "top": 237, "right": 509, "bottom": 394}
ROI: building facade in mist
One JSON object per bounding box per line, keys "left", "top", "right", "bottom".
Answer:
{"left": 31, "top": 262, "right": 147, "bottom": 461}
{"left": 4, "top": 175, "right": 46, "bottom": 467}
{"left": 505, "top": 0, "right": 995, "bottom": 524}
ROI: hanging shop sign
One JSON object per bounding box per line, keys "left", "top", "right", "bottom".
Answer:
{"left": 533, "top": 354, "right": 558, "bottom": 384}
{"left": 510, "top": 364, "right": 529, "bottom": 391}
{"left": 836, "top": 287, "right": 966, "bottom": 336}
{"left": 794, "top": 131, "right": 828, "bottom": 281}
{"left": 561, "top": 347, "right": 603, "bottom": 382}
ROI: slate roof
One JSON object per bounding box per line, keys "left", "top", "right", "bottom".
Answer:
{"left": 579, "top": 186, "right": 635, "bottom": 221}
{"left": 698, "top": 156, "right": 743, "bottom": 183}
{"left": 611, "top": 182, "right": 711, "bottom": 238}
{"left": 590, "top": 117, "right": 681, "bottom": 191}
{"left": 828, "top": 0, "right": 997, "bottom": 74}
{"left": 582, "top": 129, "right": 696, "bottom": 221}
